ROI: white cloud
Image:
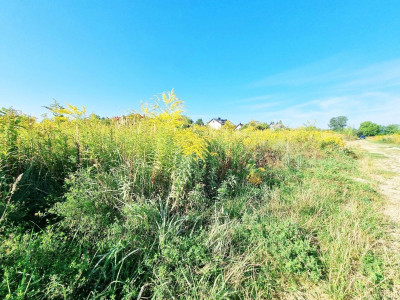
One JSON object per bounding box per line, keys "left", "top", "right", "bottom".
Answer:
{"left": 335, "top": 59, "right": 400, "bottom": 91}
{"left": 243, "top": 57, "right": 400, "bottom": 127}
{"left": 257, "top": 93, "right": 400, "bottom": 128}
{"left": 250, "top": 55, "right": 350, "bottom": 88}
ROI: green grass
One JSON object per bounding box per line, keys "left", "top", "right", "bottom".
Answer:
{"left": 0, "top": 101, "right": 398, "bottom": 299}
{"left": 374, "top": 141, "right": 400, "bottom": 148}
{"left": 2, "top": 148, "right": 395, "bottom": 299}
{"left": 366, "top": 152, "right": 388, "bottom": 159}
{"left": 375, "top": 169, "right": 398, "bottom": 178}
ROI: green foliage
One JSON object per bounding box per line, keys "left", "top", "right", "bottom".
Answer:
{"left": 234, "top": 217, "right": 324, "bottom": 282}
{"left": 362, "top": 251, "right": 385, "bottom": 285}
{"left": 180, "top": 115, "right": 193, "bottom": 128}
{"left": 380, "top": 124, "right": 400, "bottom": 135}
{"left": 221, "top": 120, "right": 236, "bottom": 130}
{"left": 194, "top": 118, "right": 204, "bottom": 126}
{"left": 328, "top": 116, "right": 348, "bottom": 131}
{"left": 302, "top": 120, "right": 318, "bottom": 131}
{"left": 341, "top": 127, "right": 358, "bottom": 139}
{"left": 372, "top": 133, "right": 400, "bottom": 145}
{"left": 0, "top": 93, "right": 395, "bottom": 299}
{"left": 358, "top": 121, "right": 380, "bottom": 136}
{"left": 243, "top": 120, "right": 270, "bottom": 130}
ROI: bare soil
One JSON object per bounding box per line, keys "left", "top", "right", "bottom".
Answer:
{"left": 349, "top": 140, "right": 400, "bottom": 296}
{"left": 349, "top": 139, "right": 400, "bottom": 260}
{"left": 351, "top": 140, "right": 400, "bottom": 224}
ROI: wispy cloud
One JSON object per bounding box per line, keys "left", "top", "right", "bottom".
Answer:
{"left": 250, "top": 56, "right": 350, "bottom": 88}
{"left": 242, "top": 57, "right": 400, "bottom": 127}
{"left": 335, "top": 59, "right": 400, "bottom": 91}
{"left": 242, "top": 92, "right": 400, "bottom": 128}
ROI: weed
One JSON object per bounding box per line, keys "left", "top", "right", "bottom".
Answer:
{"left": 0, "top": 92, "right": 396, "bottom": 299}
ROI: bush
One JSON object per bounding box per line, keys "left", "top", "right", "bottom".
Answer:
{"left": 358, "top": 121, "right": 380, "bottom": 136}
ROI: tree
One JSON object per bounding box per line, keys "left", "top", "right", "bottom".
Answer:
{"left": 180, "top": 115, "right": 193, "bottom": 128}
{"left": 381, "top": 124, "right": 400, "bottom": 135}
{"left": 195, "top": 118, "right": 204, "bottom": 126}
{"left": 255, "top": 122, "right": 269, "bottom": 130}
{"left": 358, "top": 121, "right": 380, "bottom": 136}
{"left": 328, "top": 116, "right": 348, "bottom": 131}
{"left": 242, "top": 120, "right": 269, "bottom": 130}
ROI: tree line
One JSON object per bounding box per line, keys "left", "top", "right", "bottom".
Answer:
{"left": 329, "top": 116, "right": 399, "bottom": 136}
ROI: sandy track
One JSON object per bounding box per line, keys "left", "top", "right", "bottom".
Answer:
{"left": 348, "top": 140, "right": 400, "bottom": 255}
{"left": 352, "top": 141, "right": 400, "bottom": 223}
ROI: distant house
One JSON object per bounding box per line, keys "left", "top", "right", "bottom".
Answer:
{"left": 235, "top": 123, "right": 243, "bottom": 130}
{"left": 207, "top": 117, "right": 227, "bottom": 129}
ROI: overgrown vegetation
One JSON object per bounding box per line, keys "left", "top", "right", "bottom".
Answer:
{"left": 0, "top": 91, "right": 396, "bottom": 299}
{"left": 328, "top": 115, "right": 399, "bottom": 138}
{"left": 371, "top": 134, "right": 400, "bottom": 145}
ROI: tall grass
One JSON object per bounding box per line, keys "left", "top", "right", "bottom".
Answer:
{"left": 0, "top": 91, "right": 397, "bottom": 299}
{"left": 371, "top": 134, "right": 400, "bottom": 145}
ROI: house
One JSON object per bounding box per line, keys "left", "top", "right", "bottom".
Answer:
{"left": 207, "top": 117, "right": 227, "bottom": 129}
{"left": 235, "top": 123, "right": 243, "bottom": 130}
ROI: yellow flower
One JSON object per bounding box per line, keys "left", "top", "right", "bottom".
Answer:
{"left": 247, "top": 171, "right": 262, "bottom": 186}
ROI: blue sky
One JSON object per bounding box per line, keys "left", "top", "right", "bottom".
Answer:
{"left": 1, "top": 1, "right": 399, "bottom": 128}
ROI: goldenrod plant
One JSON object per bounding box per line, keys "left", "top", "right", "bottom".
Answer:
{"left": 0, "top": 91, "right": 397, "bottom": 299}
{"left": 371, "top": 134, "right": 400, "bottom": 145}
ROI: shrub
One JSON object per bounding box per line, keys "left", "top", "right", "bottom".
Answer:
{"left": 358, "top": 121, "right": 380, "bottom": 136}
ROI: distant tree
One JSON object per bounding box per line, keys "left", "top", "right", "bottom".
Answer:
{"left": 180, "top": 115, "right": 193, "bottom": 128}
{"left": 358, "top": 121, "right": 380, "bottom": 136}
{"left": 255, "top": 122, "right": 269, "bottom": 130}
{"left": 380, "top": 124, "right": 400, "bottom": 135}
{"left": 242, "top": 120, "right": 269, "bottom": 130}
{"left": 241, "top": 120, "right": 256, "bottom": 130}
{"left": 195, "top": 118, "right": 204, "bottom": 126}
{"left": 328, "top": 116, "right": 348, "bottom": 131}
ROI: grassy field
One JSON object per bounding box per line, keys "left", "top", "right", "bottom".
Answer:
{"left": 0, "top": 92, "right": 397, "bottom": 299}
{"left": 371, "top": 134, "right": 400, "bottom": 146}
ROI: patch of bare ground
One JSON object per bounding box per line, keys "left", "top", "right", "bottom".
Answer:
{"left": 348, "top": 140, "right": 400, "bottom": 297}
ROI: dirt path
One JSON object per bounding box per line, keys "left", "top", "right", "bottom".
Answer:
{"left": 350, "top": 140, "right": 400, "bottom": 224}
{"left": 348, "top": 139, "right": 400, "bottom": 258}
{"left": 349, "top": 140, "right": 400, "bottom": 296}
